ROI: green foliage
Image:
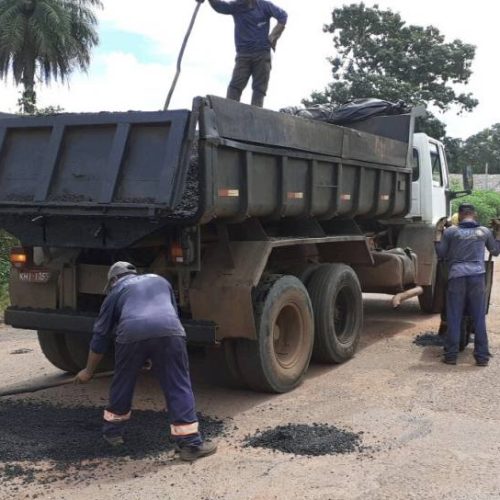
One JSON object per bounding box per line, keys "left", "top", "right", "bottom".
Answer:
{"left": 0, "top": 230, "right": 18, "bottom": 310}
{"left": 0, "top": 0, "right": 102, "bottom": 114}
{"left": 451, "top": 190, "right": 500, "bottom": 226}
{"left": 305, "top": 3, "right": 478, "bottom": 139}
{"left": 459, "top": 124, "right": 500, "bottom": 174}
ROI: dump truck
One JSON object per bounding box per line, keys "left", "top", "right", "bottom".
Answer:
{"left": 0, "top": 96, "right": 468, "bottom": 393}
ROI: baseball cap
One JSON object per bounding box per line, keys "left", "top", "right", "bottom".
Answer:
{"left": 458, "top": 203, "right": 475, "bottom": 213}
{"left": 104, "top": 261, "right": 137, "bottom": 293}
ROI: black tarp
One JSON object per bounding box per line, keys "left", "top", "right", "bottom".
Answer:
{"left": 280, "top": 98, "right": 409, "bottom": 126}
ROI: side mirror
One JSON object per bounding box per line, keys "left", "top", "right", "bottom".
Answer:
{"left": 463, "top": 165, "right": 474, "bottom": 193}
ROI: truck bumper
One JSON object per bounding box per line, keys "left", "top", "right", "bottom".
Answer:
{"left": 4, "top": 307, "right": 218, "bottom": 345}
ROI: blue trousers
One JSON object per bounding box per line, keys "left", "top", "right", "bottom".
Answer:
{"left": 445, "top": 275, "right": 489, "bottom": 361}
{"left": 102, "top": 336, "right": 202, "bottom": 447}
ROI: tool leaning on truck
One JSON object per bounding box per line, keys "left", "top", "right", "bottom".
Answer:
{"left": 0, "top": 94, "right": 487, "bottom": 393}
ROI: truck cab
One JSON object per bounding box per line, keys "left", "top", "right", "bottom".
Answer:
{"left": 409, "top": 133, "right": 450, "bottom": 224}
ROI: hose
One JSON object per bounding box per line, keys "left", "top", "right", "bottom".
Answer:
{"left": 0, "top": 371, "right": 114, "bottom": 398}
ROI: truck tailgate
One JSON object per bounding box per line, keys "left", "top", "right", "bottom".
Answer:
{"left": 0, "top": 110, "right": 191, "bottom": 212}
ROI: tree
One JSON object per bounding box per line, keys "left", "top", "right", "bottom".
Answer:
{"left": 0, "top": 0, "right": 102, "bottom": 114}
{"left": 306, "top": 3, "right": 478, "bottom": 139}
{"left": 459, "top": 124, "right": 500, "bottom": 175}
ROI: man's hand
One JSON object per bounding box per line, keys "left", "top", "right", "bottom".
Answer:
{"left": 74, "top": 368, "right": 94, "bottom": 384}
{"left": 269, "top": 23, "right": 285, "bottom": 52}
{"left": 491, "top": 218, "right": 500, "bottom": 239}
{"left": 435, "top": 216, "right": 448, "bottom": 242}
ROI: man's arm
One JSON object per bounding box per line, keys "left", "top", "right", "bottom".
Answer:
{"left": 434, "top": 217, "right": 450, "bottom": 260}
{"left": 485, "top": 222, "right": 500, "bottom": 256}
{"left": 207, "top": 0, "right": 237, "bottom": 15}
{"left": 75, "top": 293, "right": 117, "bottom": 383}
{"left": 263, "top": 1, "right": 287, "bottom": 50}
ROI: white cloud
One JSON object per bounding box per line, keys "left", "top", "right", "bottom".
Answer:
{"left": 0, "top": 0, "right": 498, "bottom": 139}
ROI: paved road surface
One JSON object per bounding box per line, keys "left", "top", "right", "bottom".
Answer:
{"left": 1, "top": 270, "right": 500, "bottom": 500}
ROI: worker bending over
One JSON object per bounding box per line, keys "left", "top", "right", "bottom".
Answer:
{"left": 75, "top": 261, "right": 217, "bottom": 462}
{"left": 435, "top": 204, "right": 500, "bottom": 366}
{"left": 205, "top": 0, "right": 288, "bottom": 107}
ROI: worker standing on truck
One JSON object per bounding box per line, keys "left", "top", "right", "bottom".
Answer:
{"left": 75, "top": 261, "right": 217, "bottom": 462}
{"left": 204, "top": 0, "right": 288, "bottom": 107}
{"left": 435, "top": 204, "right": 500, "bottom": 366}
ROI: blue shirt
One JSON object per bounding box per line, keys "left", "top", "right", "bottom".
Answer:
{"left": 90, "top": 274, "right": 185, "bottom": 354}
{"left": 435, "top": 220, "right": 500, "bottom": 280}
{"left": 209, "top": 0, "right": 288, "bottom": 54}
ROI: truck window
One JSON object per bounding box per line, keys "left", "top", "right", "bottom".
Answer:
{"left": 430, "top": 142, "right": 443, "bottom": 186}
{"left": 412, "top": 148, "right": 420, "bottom": 181}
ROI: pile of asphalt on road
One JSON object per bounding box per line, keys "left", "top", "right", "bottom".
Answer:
{"left": 0, "top": 400, "right": 227, "bottom": 485}
{"left": 246, "top": 423, "right": 365, "bottom": 457}
{"left": 413, "top": 332, "right": 445, "bottom": 347}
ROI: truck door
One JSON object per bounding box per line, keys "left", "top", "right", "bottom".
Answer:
{"left": 430, "top": 141, "right": 449, "bottom": 221}
{"left": 409, "top": 148, "right": 421, "bottom": 217}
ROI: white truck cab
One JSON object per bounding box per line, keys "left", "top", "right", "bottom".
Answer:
{"left": 409, "top": 133, "right": 451, "bottom": 224}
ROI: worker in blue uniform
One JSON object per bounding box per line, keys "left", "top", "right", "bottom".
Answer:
{"left": 206, "top": 0, "right": 288, "bottom": 107}
{"left": 75, "top": 261, "right": 217, "bottom": 462}
{"left": 435, "top": 204, "right": 500, "bottom": 366}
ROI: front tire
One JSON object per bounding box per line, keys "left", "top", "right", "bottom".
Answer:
{"left": 236, "top": 275, "right": 314, "bottom": 393}
{"left": 307, "top": 264, "right": 362, "bottom": 364}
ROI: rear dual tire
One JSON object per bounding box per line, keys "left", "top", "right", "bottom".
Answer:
{"left": 38, "top": 331, "right": 114, "bottom": 374}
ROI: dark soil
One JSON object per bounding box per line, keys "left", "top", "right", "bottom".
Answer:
{"left": 0, "top": 400, "right": 227, "bottom": 485}
{"left": 245, "top": 423, "right": 364, "bottom": 457}
{"left": 413, "top": 332, "right": 445, "bottom": 347}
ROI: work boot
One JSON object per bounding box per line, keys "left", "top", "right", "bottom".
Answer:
{"left": 103, "top": 434, "right": 125, "bottom": 447}
{"left": 179, "top": 441, "right": 217, "bottom": 462}
{"left": 442, "top": 357, "right": 457, "bottom": 365}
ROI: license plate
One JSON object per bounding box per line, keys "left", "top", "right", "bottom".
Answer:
{"left": 18, "top": 270, "right": 51, "bottom": 283}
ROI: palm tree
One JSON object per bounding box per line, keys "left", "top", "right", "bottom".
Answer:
{"left": 0, "top": 0, "right": 103, "bottom": 114}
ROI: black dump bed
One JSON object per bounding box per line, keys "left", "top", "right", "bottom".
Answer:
{"left": 0, "top": 96, "right": 415, "bottom": 249}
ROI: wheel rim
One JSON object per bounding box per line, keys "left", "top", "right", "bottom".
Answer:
{"left": 272, "top": 303, "right": 304, "bottom": 369}
{"left": 333, "top": 286, "right": 355, "bottom": 344}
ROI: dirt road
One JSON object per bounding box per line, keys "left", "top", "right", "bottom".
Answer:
{"left": 1, "top": 270, "right": 500, "bottom": 500}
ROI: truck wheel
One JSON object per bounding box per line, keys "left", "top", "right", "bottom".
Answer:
{"left": 418, "top": 286, "right": 435, "bottom": 314}
{"left": 65, "top": 333, "right": 115, "bottom": 372}
{"left": 37, "top": 331, "right": 80, "bottom": 373}
{"left": 307, "top": 264, "right": 362, "bottom": 364}
{"left": 222, "top": 340, "right": 248, "bottom": 389}
{"left": 236, "top": 275, "right": 314, "bottom": 393}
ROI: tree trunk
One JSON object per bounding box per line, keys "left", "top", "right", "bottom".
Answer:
{"left": 21, "top": 57, "right": 36, "bottom": 115}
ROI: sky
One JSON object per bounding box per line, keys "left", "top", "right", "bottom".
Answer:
{"left": 0, "top": 0, "right": 498, "bottom": 139}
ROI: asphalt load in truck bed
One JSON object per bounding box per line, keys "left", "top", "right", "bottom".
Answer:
{"left": 0, "top": 400, "right": 226, "bottom": 485}
{"left": 245, "top": 423, "right": 365, "bottom": 456}
{"left": 169, "top": 138, "right": 200, "bottom": 219}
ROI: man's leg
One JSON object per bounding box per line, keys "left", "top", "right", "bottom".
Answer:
{"left": 466, "top": 275, "right": 489, "bottom": 363}
{"left": 251, "top": 51, "right": 272, "bottom": 107}
{"left": 151, "top": 336, "right": 216, "bottom": 461}
{"left": 151, "top": 336, "right": 201, "bottom": 446}
{"left": 227, "top": 54, "right": 252, "bottom": 102}
{"left": 102, "top": 341, "right": 146, "bottom": 442}
{"left": 445, "top": 277, "right": 466, "bottom": 362}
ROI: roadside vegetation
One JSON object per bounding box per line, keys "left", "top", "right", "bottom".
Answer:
{"left": 0, "top": 231, "right": 17, "bottom": 310}
{"left": 452, "top": 191, "right": 500, "bottom": 226}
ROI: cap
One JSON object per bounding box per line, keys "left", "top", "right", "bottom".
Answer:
{"left": 458, "top": 203, "right": 475, "bottom": 213}
{"left": 104, "top": 261, "right": 137, "bottom": 293}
